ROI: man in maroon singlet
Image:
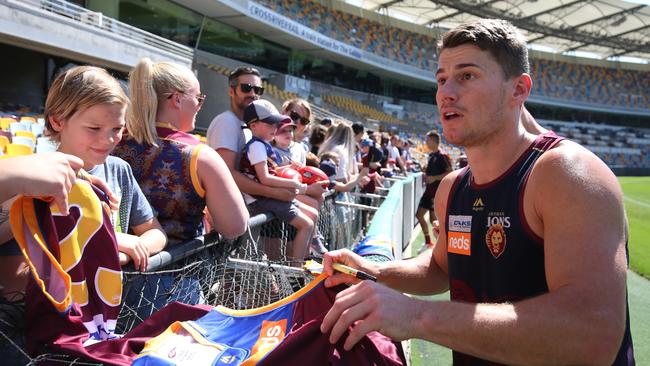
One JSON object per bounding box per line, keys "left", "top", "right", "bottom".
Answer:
{"left": 319, "top": 19, "right": 633, "bottom": 365}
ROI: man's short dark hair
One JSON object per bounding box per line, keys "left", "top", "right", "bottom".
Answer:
{"left": 228, "top": 66, "right": 261, "bottom": 86}
{"left": 426, "top": 130, "right": 441, "bottom": 144}
{"left": 351, "top": 122, "right": 365, "bottom": 136}
{"left": 439, "top": 19, "right": 529, "bottom": 79}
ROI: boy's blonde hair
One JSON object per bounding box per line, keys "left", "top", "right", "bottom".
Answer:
{"left": 45, "top": 66, "right": 128, "bottom": 141}
{"left": 127, "top": 57, "right": 197, "bottom": 145}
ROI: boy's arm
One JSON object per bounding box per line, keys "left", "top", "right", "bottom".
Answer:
{"left": 217, "top": 148, "right": 297, "bottom": 202}
{"left": 116, "top": 217, "right": 166, "bottom": 271}
{"left": 254, "top": 161, "right": 306, "bottom": 193}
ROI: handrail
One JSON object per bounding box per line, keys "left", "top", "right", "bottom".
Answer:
{"left": 9, "top": 0, "right": 193, "bottom": 60}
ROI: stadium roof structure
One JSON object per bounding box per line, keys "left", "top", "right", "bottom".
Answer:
{"left": 348, "top": 0, "right": 650, "bottom": 63}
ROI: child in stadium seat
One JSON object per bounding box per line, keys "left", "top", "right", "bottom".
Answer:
{"left": 44, "top": 66, "right": 167, "bottom": 272}
{"left": 240, "top": 100, "right": 317, "bottom": 262}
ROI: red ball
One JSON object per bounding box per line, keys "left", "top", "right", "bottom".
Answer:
{"left": 276, "top": 166, "right": 301, "bottom": 181}
{"left": 299, "top": 166, "right": 330, "bottom": 188}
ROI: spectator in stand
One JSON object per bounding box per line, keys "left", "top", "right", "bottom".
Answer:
{"left": 272, "top": 113, "right": 328, "bottom": 256}
{"left": 351, "top": 122, "right": 365, "bottom": 163}
{"left": 114, "top": 58, "right": 248, "bottom": 245}
{"left": 402, "top": 139, "right": 413, "bottom": 169}
{"left": 457, "top": 153, "right": 468, "bottom": 169}
{"left": 240, "top": 100, "right": 317, "bottom": 262}
{"left": 45, "top": 65, "right": 166, "bottom": 271}
{"left": 319, "top": 151, "right": 363, "bottom": 193}
{"left": 389, "top": 135, "right": 406, "bottom": 173}
{"left": 207, "top": 68, "right": 323, "bottom": 204}
{"left": 318, "top": 121, "right": 359, "bottom": 184}
{"left": 416, "top": 131, "right": 452, "bottom": 253}
{"left": 308, "top": 124, "right": 328, "bottom": 156}
{"left": 359, "top": 138, "right": 384, "bottom": 196}
{"left": 282, "top": 98, "right": 312, "bottom": 154}
{"left": 320, "top": 117, "right": 333, "bottom": 128}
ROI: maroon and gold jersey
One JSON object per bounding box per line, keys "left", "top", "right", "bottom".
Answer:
{"left": 134, "top": 273, "right": 406, "bottom": 366}
{"left": 10, "top": 178, "right": 122, "bottom": 351}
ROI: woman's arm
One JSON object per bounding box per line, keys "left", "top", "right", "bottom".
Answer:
{"left": 198, "top": 148, "right": 249, "bottom": 239}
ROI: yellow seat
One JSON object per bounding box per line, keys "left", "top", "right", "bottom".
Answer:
{"left": 6, "top": 143, "right": 33, "bottom": 156}
{"left": 0, "top": 135, "right": 8, "bottom": 153}
{"left": 0, "top": 118, "right": 14, "bottom": 131}
{"left": 20, "top": 116, "right": 36, "bottom": 124}
{"left": 15, "top": 130, "right": 36, "bottom": 143}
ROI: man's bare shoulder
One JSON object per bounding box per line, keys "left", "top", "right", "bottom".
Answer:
{"left": 529, "top": 139, "right": 622, "bottom": 203}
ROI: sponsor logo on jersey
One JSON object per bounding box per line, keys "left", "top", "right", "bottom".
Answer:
{"left": 219, "top": 354, "right": 238, "bottom": 364}
{"left": 449, "top": 215, "right": 472, "bottom": 233}
{"left": 486, "top": 213, "right": 511, "bottom": 228}
{"left": 472, "top": 197, "right": 484, "bottom": 211}
{"left": 251, "top": 319, "right": 287, "bottom": 356}
{"left": 485, "top": 223, "right": 507, "bottom": 258}
{"left": 448, "top": 231, "right": 471, "bottom": 256}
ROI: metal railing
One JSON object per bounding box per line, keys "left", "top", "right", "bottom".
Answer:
{"left": 7, "top": 0, "right": 193, "bottom": 61}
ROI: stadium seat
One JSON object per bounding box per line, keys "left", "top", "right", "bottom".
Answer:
{"left": 36, "top": 138, "right": 58, "bottom": 154}
{"left": 31, "top": 123, "right": 44, "bottom": 137}
{"left": 12, "top": 136, "right": 35, "bottom": 150}
{"left": 0, "top": 118, "right": 14, "bottom": 131}
{"left": 6, "top": 143, "right": 33, "bottom": 156}
{"left": 0, "top": 135, "right": 9, "bottom": 153}
{"left": 9, "top": 122, "right": 29, "bottom": 135}
{"left": 15, "top": 130, "right": 36, "bottom": 143}
{"left": 20, "top": 116, "right": 36, "bottom": 124}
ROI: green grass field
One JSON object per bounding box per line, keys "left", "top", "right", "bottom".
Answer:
{"left": 409, "top": 176, "right": 650, "bottom": 365}
{"left": 620, "top": 177, "right": 650, "bottom": 278}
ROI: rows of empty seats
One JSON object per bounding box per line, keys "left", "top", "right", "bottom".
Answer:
{"left": 531, "top": 59, "right": 649, "bottom": 110}
{"left": 256, "top": 0, "right": 437, "bottom": 71}
{"left": 0, "top": 115, "right": 58, "bottom": 157}
{"left": 542, "top": 119, "right": 650, "bottom": 168}
{"left": 322, "top": 95, "right": 407, "bottom": 126}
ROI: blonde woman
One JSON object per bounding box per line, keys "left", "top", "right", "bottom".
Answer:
{"left": 318, "top": 120, "right": 359, "bottom": 183}
{"left": 113, "top": 58, "right": 248, "bottom": 247}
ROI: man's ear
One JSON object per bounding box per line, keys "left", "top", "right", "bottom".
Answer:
{"left": 512, "top": 73, "right": 532, "bottom": 105}
{"left": 228, "top": 85, "right": 236, "bottom": 99}
{"left": 48, "top": 115, "right": 65, "bottom": 132}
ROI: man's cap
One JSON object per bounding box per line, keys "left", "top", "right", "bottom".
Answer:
{"left": 278, "top": 119, "right": 297, "bottom": 131}
{"left": 243, "top": 100, "right": 290, "bottom": 126}
{"left": 360, "top": 138, "right": 373, "bottom": 148}
{"left": 320, "top": 118, "right": 332, "bottom": 126}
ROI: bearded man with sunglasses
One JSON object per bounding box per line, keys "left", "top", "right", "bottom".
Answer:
{"left": 207, "top": 67, "right": 297, "bottom": 202}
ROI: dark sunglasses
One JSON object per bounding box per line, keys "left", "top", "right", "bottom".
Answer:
{"left": 239, "top": 83, "right": 264, "bottom": 96}
{"left": 290, "top": 111, "right": 310, "bottom": 125}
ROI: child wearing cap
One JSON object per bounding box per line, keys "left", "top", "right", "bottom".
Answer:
{"left": 319, "top": 152, "right": 363, "bottom": 193}
{"left": 240, "top": 100, "right": 318, "bottom": 262}
{"left": 359, "top": 138, "right": 384, "bottom": 195}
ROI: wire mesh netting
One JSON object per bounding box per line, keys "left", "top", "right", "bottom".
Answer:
{"left": 1, "top": 189, "right": 387, "bottom": 365}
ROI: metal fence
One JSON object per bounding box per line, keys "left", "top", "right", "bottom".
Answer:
{"left": 1, "top": 185, "right": 397, "bottom": 365}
